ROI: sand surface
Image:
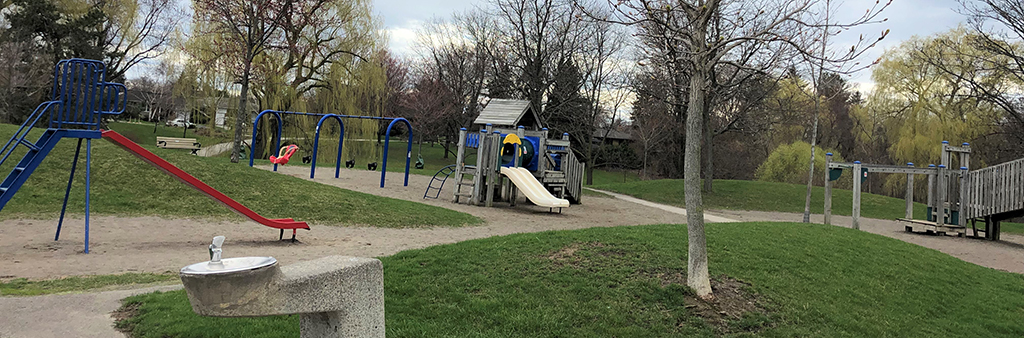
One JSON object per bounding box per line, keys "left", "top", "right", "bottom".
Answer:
{"left": 0, "top": 167, "right": 684, "bottom": 279}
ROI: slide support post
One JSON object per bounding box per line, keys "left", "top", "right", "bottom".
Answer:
{"left": 56, "top": 138, "right": 82, "bottom": 241}
{"left": 84, "top": 138, "right": 91, "bottom": 253}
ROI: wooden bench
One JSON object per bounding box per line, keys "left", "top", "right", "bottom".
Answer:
{"left": 156, "top": 137, "right": 201, "bottom": 155}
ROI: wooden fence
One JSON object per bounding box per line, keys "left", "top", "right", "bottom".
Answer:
{"left": 963, "top": 157, "right": 1024, "bottom": 219}
{"left": 564, "top": 150, "right": 585, "bottom": 203}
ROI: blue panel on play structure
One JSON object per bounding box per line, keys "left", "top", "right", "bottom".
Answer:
{"left": 466, "top": 133, "right": 481, "bottom": 148}
{"left": 498, "top": 134, "right": 540, "bottom": 172}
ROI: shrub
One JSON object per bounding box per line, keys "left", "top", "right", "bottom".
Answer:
{"left": 756, "top": 141, "right": 850, "bottom": 188}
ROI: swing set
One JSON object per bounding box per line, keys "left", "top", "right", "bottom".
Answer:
{"left": 248, "top": 110, "right": 413, "bottom": 188}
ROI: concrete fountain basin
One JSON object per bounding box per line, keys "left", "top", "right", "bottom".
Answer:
{"left": 179, "top": 237, "right": 385, "bottom": 337}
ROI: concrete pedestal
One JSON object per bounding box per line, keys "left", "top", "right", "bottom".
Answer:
{"left": 181, "top": 255, "right": 384, "bottom": 338}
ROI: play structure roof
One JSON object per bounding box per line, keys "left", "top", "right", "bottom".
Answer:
{"left": 474, "top": 99, "right": 543, "bottom": 129}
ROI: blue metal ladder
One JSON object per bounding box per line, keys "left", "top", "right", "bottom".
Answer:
{"left": 0, "top": 59, "right": 125, "bottom": 253}
{"left": 423, "top": 164, "right": 457, "bottom": 199}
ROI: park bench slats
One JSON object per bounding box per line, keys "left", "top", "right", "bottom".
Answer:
{"left": 156, "top": 137, "right": 201, "bottom": 155}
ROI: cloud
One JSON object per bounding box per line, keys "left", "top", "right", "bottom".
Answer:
{"left": 386, "top": 21, "right": 422, "bottom": 57}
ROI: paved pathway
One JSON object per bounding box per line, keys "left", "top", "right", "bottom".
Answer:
{"left": 196, "top": 142, "right": 234, "bottom": 157}
{"left": 0, "top": 285, "right": 181, "bottom": 338}
{"left": 585, "top": 188, "right": 737, "bottom": 223}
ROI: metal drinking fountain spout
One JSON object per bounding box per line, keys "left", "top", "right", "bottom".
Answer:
{"left": 179, "top": 236, "right": 385, "bottom": 337}
{"left": 209, "top": 235, "right": 224, "bottom": 263}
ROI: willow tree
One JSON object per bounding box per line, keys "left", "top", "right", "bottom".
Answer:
{"left": 866, "top": 29, "right": 1010, "bottom": 195}
{"left": 191, "top": 0, "right": 380, "bottom": 163}
{"left": 192, "top": 0, "right": 285, "bottom": 163}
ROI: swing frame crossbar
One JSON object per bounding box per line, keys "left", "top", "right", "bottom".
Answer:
{"left": 823, "top": 142, "right": 976, "bottom": 237}
{"left": 248, "top": 110, "right": 413, "bottom": 188}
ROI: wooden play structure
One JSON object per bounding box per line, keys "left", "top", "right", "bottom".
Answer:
{"left": 824, "top": 141, "right": 1024, "bottom": 240}
{"left": 423, "top": 99, "right": 584, "bottom": 209}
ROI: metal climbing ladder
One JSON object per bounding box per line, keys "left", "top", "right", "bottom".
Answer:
{"left": 0, "top": 58, "right": 126, "bottom": 253}
{"left": 423, "top": 164, "right": 456, "bottom": 199}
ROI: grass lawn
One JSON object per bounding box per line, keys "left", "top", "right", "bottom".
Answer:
{"left": 0, "top": 273, "right": 177, "bottom": 296}
{"left": 0, "top": 124, "right": 480, "bottom": 227}
{"left": 117, "top": 222, "right": 1024, "bottom": 337}
{"left": 593, "top": 179, "right": 1024, "bottom": 233}
{"left": 594, "top": 179, "right": 932, "bottom": 220}
{"left": 106, "top": 121, "right": 234, "bottom": 148}
{"left": 587, "top": 167, "right": 640, "bottom": 186}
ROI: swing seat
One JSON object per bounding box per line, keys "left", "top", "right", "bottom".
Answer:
{"left": 270, "top": 145, "right": 299, "bottom": 165}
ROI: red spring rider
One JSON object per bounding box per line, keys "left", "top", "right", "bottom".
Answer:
{"left": 270, "top": 145, "right": 299, "bottom": 165}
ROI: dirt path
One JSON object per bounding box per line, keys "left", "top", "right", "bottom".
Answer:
{"left": 0, "top": 167, "right": 684, "bottom": 280}
{"left": 2, "top": 166, "right": 1022, "bottom": 278}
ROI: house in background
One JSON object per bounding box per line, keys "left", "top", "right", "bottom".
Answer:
{"left": 593, "top": 127, "right": 633, "bottom": 146}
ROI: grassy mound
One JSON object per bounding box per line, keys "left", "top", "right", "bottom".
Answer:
{"left": 118, "top": 222, "right": 1024, "bottom": 337}
{"left": 0, "top": 124, "right": 480, "bottom": 227}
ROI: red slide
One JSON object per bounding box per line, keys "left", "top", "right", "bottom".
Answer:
{"left": 101, "top": 130, "right": 310, "bottom": 231}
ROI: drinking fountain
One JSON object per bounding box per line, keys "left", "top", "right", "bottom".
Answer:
{"left": 180, "top": 236, "right": 385, "bottom": 338}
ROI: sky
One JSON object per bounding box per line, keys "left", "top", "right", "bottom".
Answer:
{"left": 373, "top": 0, "right": 971, "bottom": 92}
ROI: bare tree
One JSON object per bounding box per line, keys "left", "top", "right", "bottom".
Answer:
{"left": 604, "top": 0, "right": 889, "bottom": 299}
{"left": 490, "top": 0, "right": 589, "bottom": 119}
{"left": 414, "top": 12, "right": 494, "bottom": 157}
{"left": 0, "top": 40, "right": 48, "bottom": 123}
{"left": 193, "top": 0, "right": 286, "bottom": 163}
{"left": 631, "top": 96, "right": 673, "bottom": 178}
{"left": 100, "top": 0, "right": 183, "bottom": 82}
{"left": 799, "top": 0, "right": 891, "bottom": 223}
{"left": 952, "top": 0, "right": 1024, "bottom": 158}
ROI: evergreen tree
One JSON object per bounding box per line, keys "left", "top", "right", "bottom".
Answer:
{"left": 545, "top": 59, "right": 592, "bottom": 143}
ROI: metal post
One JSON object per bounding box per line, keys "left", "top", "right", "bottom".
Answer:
{"left": 84, "top": 138, "right": 91, "bottom": 253}
{"left": 824, "top": 153, "right": 833, "bottom": 225}
{"left": 906, "top": 162, "right": 914, "bottom": 219}
{"left": 56, "top": 139, "right": 83, "bottom": 241}
{"left": 852, "top": 161, "right": 862, "bottom": 230}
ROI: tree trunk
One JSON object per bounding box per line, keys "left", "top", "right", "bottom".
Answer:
{"left": 802, "top": 94, "right": 821, "bottom": 223}
{"left": 231, "top": 58, "right": 253, "bottom": 163}
{"left": 585, "top": 141, "right": 595, "bottom": 185}
{"left": 685, "top": 63, "right": 712, "bottom": 299}
{"left": 642, "top": 149, "right": 648, "bottom": 179}
{"left": 441, "top": 135, "right": 451, "bottom": 159}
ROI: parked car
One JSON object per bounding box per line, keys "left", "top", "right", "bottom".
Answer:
{"left": 166, "top": 118, "right": 196, "bottom": 129}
